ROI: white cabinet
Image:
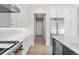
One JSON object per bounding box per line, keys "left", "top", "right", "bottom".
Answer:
{"left": 49, "top": 8, "right": 57, "bottom": 17}
{"left": 64, "top": 7, "right": 77, "bottom": 36}
{"left": 22, "top": 34, "right": 34, "bottom": 55}
{"left": 49, "top": 5, "right": 78, "bottom": 36}
{"left": 49, "top": 6, "right": 64, "bottom": 18}
{"left": 57, "top": 8, "right": 64, "bottom": 17}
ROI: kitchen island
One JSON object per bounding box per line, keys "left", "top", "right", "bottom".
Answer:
{"left": 51, "top": 35, "right": 79, "bottom": 55}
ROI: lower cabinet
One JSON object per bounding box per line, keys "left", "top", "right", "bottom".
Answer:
{"left": 22, "top": 34, "right": 34, "bottom": 55}
{"left": 53, "top": 38, "right": 77, "bottom": 55}
{"left": 53, "top": 38, "right": 63, "bottom": 55}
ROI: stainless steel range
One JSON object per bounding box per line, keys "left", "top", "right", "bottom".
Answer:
{"left": 0, "top": 41, "right": 19, "bottom": 55}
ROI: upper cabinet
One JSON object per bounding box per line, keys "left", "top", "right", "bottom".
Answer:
{"left": 49, "top": 5, "right": 78, "bottom": 36}
{"left": 0, "top": 4, "right": 20, "bottom": 13}
{"left": 49, "top": 5, "right": 65, "bottom": 18}
{"left": 49, "top": 5, "right": 77, "bottom": 18}
{"left": 57, "top": 8, "right": 64, "bottom": 17}
{"left": 49, "top": 7, "right": 57, "bottom": 17}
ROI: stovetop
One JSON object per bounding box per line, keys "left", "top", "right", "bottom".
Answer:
{"left": 0, "top": 41, "right": 19, "bottom": 55}
{"left": 0, "top": 41, "right": 19, "bottom": 43}
{"left": 0, "top": 48, "right": 5, "bottom": 52}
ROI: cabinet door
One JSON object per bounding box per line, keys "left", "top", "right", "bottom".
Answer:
{"left": 55, "top": 40, "right": 63, "bottom": 55}
{"left": 54, "top": 8, "right": 64, "bottom": 17}
{"left": 53, "top": 38, "right": 56, "bottom": 55}
{"left": 57, "top": 8, "right": 63, "bottom": 17}
{"left": 22, "top": 34, "right": 34, "bottom": 55}
{"left": 53, "top": 39, "right": 63, "bottom": 55}
{"left": 49, "top": 8, "right": 57, "bottom": 17}
{"left": 31, "top": 34, "right": 34, "bottom": 46}
{"left": 22, "top": 36, "right": 31, "bottom": 55}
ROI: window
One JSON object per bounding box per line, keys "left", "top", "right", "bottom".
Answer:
{"left": 50, "top": 18, "right": 64, "bottom": 35}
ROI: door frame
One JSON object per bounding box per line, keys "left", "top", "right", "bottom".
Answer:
{"left": 34, "top": 13, "right": 46, "bottom": 37}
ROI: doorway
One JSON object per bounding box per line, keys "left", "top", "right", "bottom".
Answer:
{"left": 34, "top": 13, "right": 45, "bottom": 37}
{"left": 28, "top": 13, "right": 52, "bottom": 55}
{"left": 34, "top": 13, "right": 46, "bottom": 45}
{"left": 36, "top": 17, "right": 43, "bottom": 35}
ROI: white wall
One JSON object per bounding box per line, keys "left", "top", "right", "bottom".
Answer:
{"left": 27, "top": 4, "right": 78, "bottom": 46}
{"left": 11, "top": 4, "right": 29, "bottom": 28}
{"left": 10, "top": 4, "right": 78, "bottom": 46}
{"left": 0, "top": 13, "right": 11, "bottom": 27}
{"left": 64, "top": 6, "right": 77, "bottom": 37}
{"left": 77, "top": 6, "right": 79, "bottom": 36}
{"left": 27, "top": 4, "right": 50, "bottom": 46}
{"left": 49, "top": 4, "right": 78, "bottom": 37}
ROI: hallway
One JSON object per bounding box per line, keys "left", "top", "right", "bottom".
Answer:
{"left": 27, "top": 35, "right": 52, "bottom": 55}
{"left": 35, "top": 35, "right": 46, "bottom": 46}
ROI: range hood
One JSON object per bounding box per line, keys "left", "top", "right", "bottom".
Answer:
{"left": 0, "top": 4, "right": 20, "bottom": 13}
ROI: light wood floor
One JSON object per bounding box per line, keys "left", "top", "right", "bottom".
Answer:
{"left": 27, "top": 35, "right": 52, "bottom": 55}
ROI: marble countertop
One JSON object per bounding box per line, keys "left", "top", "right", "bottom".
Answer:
{"left": 51, "top": 35, "right": 79, "bottom": 54}
{"left": 0, "top": 28, "right": 33, "bottom": 42}
{"left": 0, "top": 28, "right": 33, "bottom": 55}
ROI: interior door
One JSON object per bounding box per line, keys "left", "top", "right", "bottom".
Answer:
{"left": 36, "top": 19, "right": 43, "bottom": 35}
